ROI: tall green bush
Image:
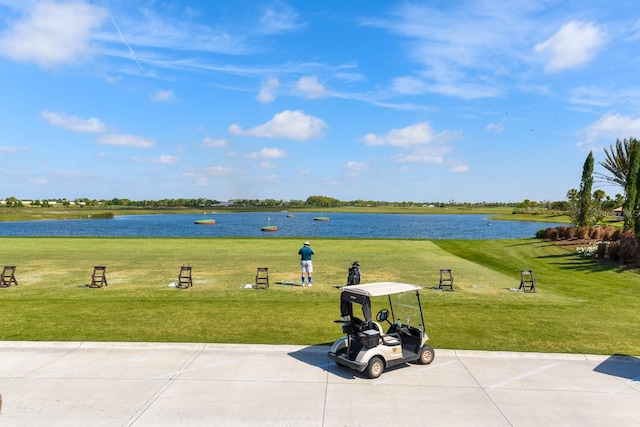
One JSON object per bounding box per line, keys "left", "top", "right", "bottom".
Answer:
{"left": 623, "top": 143, "right": 639, "bottom": 231}
{"left": 577, "top": 152, "right": 594, "bottom": 227}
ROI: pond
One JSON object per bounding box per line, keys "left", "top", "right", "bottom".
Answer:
{"left": 0, "top": 212, "right": 564, "bottom": 239}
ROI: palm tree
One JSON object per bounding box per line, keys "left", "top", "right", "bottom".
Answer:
{"left": 596, "top": 138, "right": 639, "bottom": 188}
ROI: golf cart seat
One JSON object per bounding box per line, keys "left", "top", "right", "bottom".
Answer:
{"left": 371, "top": 321, "right": 384, "bottom": 334}
{"left": 370, "top": 322, "right": 401, "bottom": 346}
{"left": 338, "top": 317, "right": 366, "bottom": 334}
{"left": 381, "top": 334, "right": 401, "bottom": 346}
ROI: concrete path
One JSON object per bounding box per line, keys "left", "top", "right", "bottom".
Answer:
{"left": 1, "top": 342, "right": 639, "bottom": 426}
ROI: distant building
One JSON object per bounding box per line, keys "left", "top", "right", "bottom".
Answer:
{"left": 614, "top": 207, "right": 624, "bottom": 220}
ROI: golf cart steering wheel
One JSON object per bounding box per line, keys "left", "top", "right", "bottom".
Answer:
{"left": 376, "top": 309, "right": 391, "bottom": 324}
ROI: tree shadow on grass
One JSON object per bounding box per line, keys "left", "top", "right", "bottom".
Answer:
{"left": 532, "top": 250, "right": 635, "bottom": 274}
{"left": 594, "top": 354, "right": 640, "bottom": 381}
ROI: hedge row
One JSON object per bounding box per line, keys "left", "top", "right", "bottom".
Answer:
{"left": 536, "top": 225, "right": 633, "bottom": 241}
{"left": 537, "top": 226, "right": 639, "bottom": 265}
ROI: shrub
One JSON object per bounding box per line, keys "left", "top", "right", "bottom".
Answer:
{"left": 618, "top": 237, "right": 640, "bottom": 264}
{"left": 608, "top": 241, "right": 620, "bottom": 262}
{"left": 601, "top": 226, "right": 616, "bottom": 241}
{"left": 590, "top": 226, "right": 604, "bottom": 240}
{"left": 536, "top": 228, "right": 551, "bottom": 239}
{"left": 538, "top": 227, "right": 560, "bottom": 240}
{"left": 596, "top": 242, "right": 609, "bottom": 259}
{"left": 88, "top": 212, "right": 114, "bottom": 219}
{"left": 621, "top": 229, "right": 636, "bottom": 239}
{"left": 611, "top": 228, "right": 622, "bottom": 241}
{"left": 564, "top": 227, "right": 576, "bottom": 240}
{"left": 577, "top": 226, "right": 590, "bottom": 239}
{"left": 576, "top": 241, "right": 600, "bottom": 257}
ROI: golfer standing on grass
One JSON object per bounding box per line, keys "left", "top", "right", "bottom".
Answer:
{"left": 299, "top": 241, "right": 314, "bottom": 287}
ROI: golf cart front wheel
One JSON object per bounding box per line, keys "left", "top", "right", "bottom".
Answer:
{"left": 366, "top": 356, "right": 385, "bottom": 379}
{"left": 418, "top": 345, "right": 435, "bottom": 365}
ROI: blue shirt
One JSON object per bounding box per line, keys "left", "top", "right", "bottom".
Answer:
{"left": 298, "top": 246, "right": 314, "bottom": 261}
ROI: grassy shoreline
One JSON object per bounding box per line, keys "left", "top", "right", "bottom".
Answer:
{"left": 0, "top": 236, "right": 637, "bottom": 355}
{"left": 0, "top": 205, "right": 574, "bottom": 223}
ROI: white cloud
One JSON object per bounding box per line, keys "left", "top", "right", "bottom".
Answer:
{"left": 485, "top": 122, "right": 505, "bottom": 133}
{"left": 392, "top": 153, "right": 445, "bottom": 164}
{"left": 294, "top": 76, "right": 327, "bottom": 99}
{"left": 97, "top": 134, "right": 154, "bottom": 148}
{"left": 259, "top": 161, "right": 277, "bottom": 169}
{"left": 390, "top": 142, "right": 453, "bottom": 164}
{"left": 42, "top": 110, "right": 108, "bottom": 133}
{"left": 154, "top": 154, "right": 180, "bottom": 164}
{"left": 365, "top": 2, "right": 536, "bottom": 99}
{"left": 247, "top": 147, "right": 287, "bottom": 160}
{"left": 0, "top": 146, "right": 30, "bottom": 154}
{"left": 258, "top": 4, "right": 302, "bottom": 34}
{"left": 228, "top": 110, "right": 327, "bottom": 141}
{"left": 52, "top": 170, "right": 88, "bottom": 178}
{"left": 346, "top": 161, "right": 368, "bottom": 171}
{"left": 204, "top": 166, "right": 233, "bottom": 176}
{"left": 201, "top": 137, "right": 228, "bottom": 148}
{"left": 534, "top": 21, "right": 606, "bottom": 72}
{"left": 450, "top": 165, "right": 469, "bottom": 173}
{"left": 362, "top": 121, "right": 457, "bottom": 147}
{"left": 183, "top": 166, "right": 234, "bottom": 187}
{"left": 150, "top": 89, "right": 176, "bottom": 102}
{"left": 335, "top": 72, "right": 365, "bottom": 83}
{"left": 578, "top": 113, "right": 640, "bottom": 148}
{"left": 392, "top": 76, "right": 427, "bottom": 95}
{"left": 391, "top": 75, "right": 497, "bottom": 99}
{"left": 257, "top": 77, "right": 279, "bottom": 103}
{"left": 0, "top": 1, "right": 107, "bottom": 67}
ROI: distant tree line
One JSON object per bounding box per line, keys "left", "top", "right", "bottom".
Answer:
{"left": 2, "top": 195, "right": 576, "bottom": 211}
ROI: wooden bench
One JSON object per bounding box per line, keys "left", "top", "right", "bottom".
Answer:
{"left": 177, "top": 266, "right": 193, "bottom": 288}
{"left": 89, "top": 266, "right": 108, "bottom": 288}
{"left": 439, "top": 269, "right": 453, "bottom": 291}
{"left": 0, "top": 266, "right": 18, "bottom": 287}
{"left": 255, "top": 267, "right": 269, "bottom": 289}
{"left": 519, "top": 270, "right": 536, "bottom": 292}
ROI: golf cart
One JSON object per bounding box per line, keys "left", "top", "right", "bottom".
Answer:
{"left": 328, "top": 282, "right": 435, "bottom": 378}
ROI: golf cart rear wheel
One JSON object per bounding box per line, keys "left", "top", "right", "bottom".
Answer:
{"left": 366, "top": 356, "right": 385, "bottom": 379}
{"left": 418, "top": 345, "right": 435, "bottom": 365}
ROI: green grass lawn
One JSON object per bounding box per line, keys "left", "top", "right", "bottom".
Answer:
{"left": 1, "top": 237, "right": 638, "bottom": 355}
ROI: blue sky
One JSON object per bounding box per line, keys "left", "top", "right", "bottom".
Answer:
{"left": 1, "top": 0, "right": 639, "bottom": 203}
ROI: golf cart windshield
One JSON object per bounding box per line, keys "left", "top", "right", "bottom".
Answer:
{"left": 340, "top": 282, "right": 425, "bottom": 332}
{"left": 387, "top": 291, "right": 425, "bottom": 331}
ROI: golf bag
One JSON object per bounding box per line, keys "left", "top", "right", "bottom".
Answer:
{"left": 347, "top": 261, "right": 361, "bottom": 286}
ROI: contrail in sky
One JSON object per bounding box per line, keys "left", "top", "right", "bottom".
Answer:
{"left": 111, "top": 17, "right": 144, "bottom": 71}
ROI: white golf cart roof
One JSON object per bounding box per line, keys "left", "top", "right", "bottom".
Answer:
{"left": 342, "top": 282, "right": 421, "bottom": 297}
